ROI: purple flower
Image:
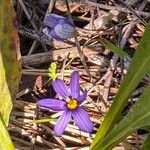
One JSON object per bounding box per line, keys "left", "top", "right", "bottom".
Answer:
{"left": 43, "top": 14, "right": 75, "bottom": 40}
{"left": 37, "top": 71, "right": 93, "bottom": 136}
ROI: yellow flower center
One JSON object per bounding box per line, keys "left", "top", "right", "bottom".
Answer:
{"left": 66, "top": 98, "right": 78, "bottom": 110}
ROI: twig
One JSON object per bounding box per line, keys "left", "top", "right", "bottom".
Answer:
{"left": 102, "top": 71, "right": 113, "bottom": 111}
{"left": 22, "top": 46, "right": 98, "bottom": 66}
{"left": 65, "top": 0, "right": 93, "bottom": 82}
{"left": 27, "top": 0, "right": 56, "bottom": 55}
{"left": 86, "top": 0, "right": 150, "bottom": 18}
{"left": 41, "top": 124, "right": 66, "bottom": 148}
{"left": 46, "top": 0, "right": 56, "bottom": 13}
{"left": 60, "top": 53, "right": 70, "bottom": 80}
{"left": 117, "top": 0, "right": 147, "bottom": 26}
{"left": 120, "top": 0, "right": 148, "bottom": 48}
{"left": 18, "top": 25, "right": 53, "bottom": 46}
{"left": 30, "top": 108, "right": 38, "bottom": 150}
{"left": 18, "top": 0, "right": 37, "bottom": 29}
{"left": 16, "top": 88, "right": 32, "bottom": 98}
{"left": 11, "top": 136, "right": 32, "bottom": 146}
{"left": 125, "top": 0, "right": 138, "bottom": 5}
{"left": 18, "top": 0, "right": 48, "bottom": 53}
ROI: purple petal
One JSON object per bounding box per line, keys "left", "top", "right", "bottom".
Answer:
{"left": 54, "top": 110, "right": 72, "bottom": 136}
{"left": 43, "top": 14, "right": 65, "bottom": 28}
{"left": 70, "top": 71, "right": 80, "bottom": 99}
{"left": 72, "top": 107, "right": 93, "bottom": 133}
{"left": 37, "top": 99, "right": 66, "bottom": 111}
{"left": 78, "top": 90, "right": 87, "bottom": 103}
{"left": 52, "top": 79, "right": 69, "bottom": 99}
{"left": 50, "top": 29, "right": 64, "bottom": 40}
{"left": 54, "top": 23, "right": 75, "bottom": 40}
{"left": 58, "top": 19, "right": 74, "bottom": 27}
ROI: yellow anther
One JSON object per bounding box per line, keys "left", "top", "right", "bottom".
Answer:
{"left": 66, "top": 98, "right": 78, "bottom": 110}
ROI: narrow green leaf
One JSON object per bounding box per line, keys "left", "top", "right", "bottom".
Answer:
{"left": 0, "top": 0, "right": 21, "bottom": 125}
{"left": 28, "top": 118, "right": 56, "bottom": 124}
{"left": 84, "top": 34, "right": 128, "bottom": 58}
{"left": 0, "top": 115, "right": 14, "bottom": 150}
{"left": 0, "top": 1, "right": 21, "bottom": 149}
{"left": 97, "top": 35, "right": 128, "bottom": 58}
{"left": 91, "top": 22, "right": 150, "bottom": 149}
{"left": 141, "top": 134, "right": 150, "bottom": 150}
{"left": 93, "top": 85, "right": 150, "bottom": 150}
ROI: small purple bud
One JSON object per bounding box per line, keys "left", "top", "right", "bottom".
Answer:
{"left": 43, "top": 13, "right": 75, "bottom": 40}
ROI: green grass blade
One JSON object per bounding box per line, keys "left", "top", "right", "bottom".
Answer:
{"left": 0, "top": 0, "right": 21, "bottom": 125}
{"left": 92, "top": 85, "right": 150, "bottom": 150}
{"left": 141, "top": 134, "right": 150, "bottom": 150}
{"left": 97, "top": 36, "right": 128, "bottom": 58}
{"left": 0, "top": 115, "right": 14, "bottom": 150}
{"left": 0, "top": 1, "right": 21, "bottom": 149}
{"left": 84, "top": 35, "right": 128, "bottom": 58}
{"left": 28, "top": 118, "right": 56, "bottom": 124}
{"left": 91, "top": 22, "right": 150, "bottom": 149}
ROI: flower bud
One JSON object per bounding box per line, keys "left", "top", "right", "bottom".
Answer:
{"left": 43, "top": 14, "right": 75, "bottom": 40}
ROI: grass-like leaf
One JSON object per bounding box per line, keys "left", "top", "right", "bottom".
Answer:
{"left": 85, "top": 35, "right": 128, "bottom": 58}
{"left": 91, "top": 22, "right": 150, "bottom": 149}
{"left": 0, "top": 115, "right": 14, "bottom": 150}
{"left": 92, "top": 85, "right": 150, "bottom": 149}
{"left": 27, "top": 118, "right": 56, "bottom": 124}
{"left": 141, "top": 134, "right": 150, "bottom": 150}
{"left": 0, "top": 0, "right": 21, "bottom": 125}
{"left": 0, "top": 1, "right": 21, "bottom": 149}
{"left": 97, "top": 35, "right": 128, "bottom": 58}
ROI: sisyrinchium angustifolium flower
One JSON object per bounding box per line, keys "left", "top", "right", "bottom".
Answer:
{"left": 43, "top": 13, "right": 75, "bottom": 40}
{"left": 37, "top": 71, "right": 93, "bottom": 136}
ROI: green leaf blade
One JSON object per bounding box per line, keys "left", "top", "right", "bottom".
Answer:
{"left": 91, "top": 22, "right": 150, "bottom": 149}
{"left": 0, "top": 116, "right": 14, "bottom": 150}
{"left": 98, "top": 36, "right": 128, "bottom": 58}
{"left": 0, "top": 1, "right": 21, "bottom": 149}
{"left": 93, "top": 85, "right": 150, "bottom": 150}
{"left": 0, "top": 0, "right": 21, "bottom": 125}
{"left": 141, "top": 134, "right": 150, "bottom": 150}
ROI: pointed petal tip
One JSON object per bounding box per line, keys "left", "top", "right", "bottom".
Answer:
{"left": 52, "top": 79, "right": 69, "bottom": 99}
{"left": 54, "top": 110, "right": 72, "bottom": 136}
{"left": 72, "top": 107, "right": 94, "bottom": 133}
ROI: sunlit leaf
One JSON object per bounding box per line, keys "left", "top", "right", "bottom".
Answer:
{"left": 0, "top": 115, "right": 14, "bottom": 150}
{"left": 0, "top": 0, "right": 21, "bottom": 149}
{"left": 0, "top": 0, "right": 21, "bottom": 125}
